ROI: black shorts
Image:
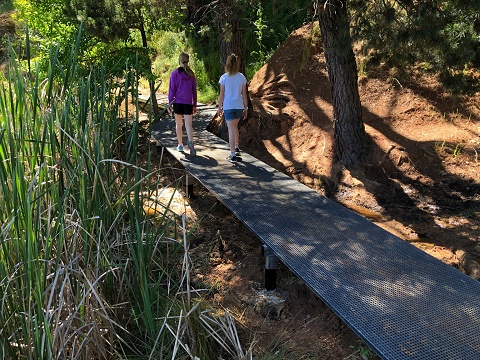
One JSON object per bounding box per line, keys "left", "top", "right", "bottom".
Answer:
{"left": 173, "top": 103, "right": 193, "bottom": 115}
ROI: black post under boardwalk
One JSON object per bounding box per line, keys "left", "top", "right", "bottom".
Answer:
{"left": 151, "top": 105, "right": 480, "bottom": 360}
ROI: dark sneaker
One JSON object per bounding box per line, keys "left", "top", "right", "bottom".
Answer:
{"left": 187, "top": 141, "right": 196, "bottom": 156}
{"left": 235, "top": 147, "right": 241, "bottom": 156}
{"left": 227, "top": 155, "right": 237, "bottom": 163}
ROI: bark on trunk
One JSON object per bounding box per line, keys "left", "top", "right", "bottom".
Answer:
{"left": 318, "top": 0, "right": 367, "bottom": 165}
{"left": 217, "top": 0, "right": 245, "bottom": 74}
{"left": 139, "top": 23, "right": 160, "bottom": 119}
{"left": 216, "top": 0, "right": 246, "bottom": 141}
{"left": 185, "top": 0, "right": 204, "bottom": 27}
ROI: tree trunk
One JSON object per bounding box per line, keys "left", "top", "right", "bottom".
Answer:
{"left": 317, "top": 0, "right": 367, "bottom": 165}
{"left": 217, "top": 0, "right": 245, "bottom": 74}
{"left": 139, "top": 22, "right": 160, "bottom": 119}
{"left": 215, "top": 0, "right": 246, "bottom": 141}
{"left": 185, "top": 0, "right": 204, "bottom": 27}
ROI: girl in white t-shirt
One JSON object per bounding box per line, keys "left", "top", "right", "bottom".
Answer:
{"left": 217, "top": 54, "right": 248, "bottom": 162}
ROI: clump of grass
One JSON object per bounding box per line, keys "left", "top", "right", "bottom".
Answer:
{"left": 298, "top": 21, "right": 321, "bottom": 75}
{"left": 0, "top": 30, "right": 125, "bottom": 358}
{"left": 346, "top": 340, "right": 380, "bottom": 360}
{"left": 453, "top": 143, "right": 462, "bottom": 158}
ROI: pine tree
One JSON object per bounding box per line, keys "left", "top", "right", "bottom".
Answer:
{"left": 317, "top": 0, "right": 368, "bottom": 165}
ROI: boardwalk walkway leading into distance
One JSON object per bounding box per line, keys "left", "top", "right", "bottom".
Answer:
{"left": 149, "top": 97, "right": 480, "bottom": 360}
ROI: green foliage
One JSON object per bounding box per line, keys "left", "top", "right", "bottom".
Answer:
{"left": 186, "top": 23, "right": 224, "bottom": 97}
{"left": 11, "top": 0, "right": 312, "bottom": 102}
{"left": 12, "top": 0, "right": 184, "bottom": 84}
{"left": 64, "top": 0, "right": 184, "bottom": 41}
{"left": 349, "top": 1, "right": 480, "bottom": 92}
{"left": 453, "top": 144, "right": 462, "bottom": 158}
{"left": 11, "top": 3, "right": 157, "bottom": 84}
{"left": 161, "top": 0, "right": 312, "bottom": 99}
{"left": 0, "top": 0, "right": 14, "bottom": 12}
{"left": 350, "top": 340, "right": 379, "bottom": 359}
{"left": 245, "top": 3, "right": 270, "bottom": 79}
{"left": 243, "top": 0, "right": 311, "bottom": 55}
{"left": 151, "top": 30, "right": 217, "bottom": 103}
{"left": 242, "top": 0, "right": 311, "bottom": 76}
{"left": 12, "top": 0, "right": 84, "bottom": 76}
{"left": 13, "top": 0, "right": 76, "bottom": 45}
{"left": 88, "top": 40, "right": 154, "bottom": 79}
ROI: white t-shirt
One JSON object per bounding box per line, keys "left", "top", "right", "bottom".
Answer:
{"left": 219, "top": 72, "right": 247, "bottom": 110}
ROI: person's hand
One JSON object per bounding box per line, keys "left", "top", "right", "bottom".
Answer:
{"left": 167, "top": 105, "right": 172, "bottom": 116}
{"left": 217, "top": 108, "right": 223, "bottom": 118}
{"left": 193, "top": 107, "right": 197, "bottom": 114}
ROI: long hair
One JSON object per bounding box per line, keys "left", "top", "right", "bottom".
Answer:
{"left": 225, "top": 53, "right": 240, "bottom": 75}
{"left": 179, "top": 52, "right": 195, "bottom": 78}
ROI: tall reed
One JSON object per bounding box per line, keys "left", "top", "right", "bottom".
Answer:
{"left": 0, "top": 29, "right": 159, "bottom": 358}
{"left": 0, "top": 29, "right": 248, "bottom": 359}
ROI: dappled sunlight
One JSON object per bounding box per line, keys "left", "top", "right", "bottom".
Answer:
{"left": 239, "top": 22, "right": 480, "bottom": 284}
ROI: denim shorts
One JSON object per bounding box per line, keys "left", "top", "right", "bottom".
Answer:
{"left": 224, "top": 109, "right": 243, "bottom": 121}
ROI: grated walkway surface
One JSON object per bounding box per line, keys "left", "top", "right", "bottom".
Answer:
{"left": 150, "top": 103, "right": 480, "bottom": 360}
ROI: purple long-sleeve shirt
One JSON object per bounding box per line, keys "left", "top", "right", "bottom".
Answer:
{"left": 168, "top": 67, "right": 197, "bottom": 106}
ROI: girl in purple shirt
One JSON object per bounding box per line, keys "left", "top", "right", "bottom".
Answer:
{"left": 168, "top": 52, "right": 197, "bottom": 155}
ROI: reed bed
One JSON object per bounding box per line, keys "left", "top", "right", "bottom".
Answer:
{"left": 0, "top": 33, "right": 249, "bottom": 359}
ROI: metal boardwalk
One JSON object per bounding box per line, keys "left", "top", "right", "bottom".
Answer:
{"left": 151, "top": 106, "right": 480, "bottom": 360}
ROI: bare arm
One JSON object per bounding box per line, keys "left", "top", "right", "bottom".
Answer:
{"left": 193, "top": 77, "right": 198, "bottom": 114}
{"left": 218, "top": 85, "right": 225, "bottom": 116}
{"left": 242, "top": 83, "right": 248, "bottom": 115}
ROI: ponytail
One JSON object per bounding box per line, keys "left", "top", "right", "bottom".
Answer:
{"left": 225, "top": 53, "right": 240, "bottom": 75}
{"left": 184, "top": 63, "right": 195, "bottom": 78}
{"left": 179, "top": 52, "right": 195, "bottom": 78}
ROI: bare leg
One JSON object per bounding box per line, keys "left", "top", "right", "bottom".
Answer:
{"left": 232, "top": 118, "right": 240, "bottom": 148}
{"left": 183, "top": 114, "right": 197, "bottom": 155}
{"left": 226, "top": 118, "right": 240, "bottom": 152}
{"left": 184, "top": 114, "right": 194, "bottom": 142}
{"left": 175, "top": 114, "right": 183, "bottom": 145}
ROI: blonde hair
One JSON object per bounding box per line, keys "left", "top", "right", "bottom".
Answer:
{"left": 179, "top": 52, "right": 195, "bottom": 78}
{"left": 225, "top": 53, "right": 240, "bottom": 75}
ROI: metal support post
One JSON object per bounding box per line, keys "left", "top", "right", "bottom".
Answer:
{"left": 262, "top": 245, "right": 278, "bottom": 290}
{"left": 156, "top": 141, "right": 164, "bottom": 167}
{"left": 186, "top": 172, "right": 195, "bottom": 199}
